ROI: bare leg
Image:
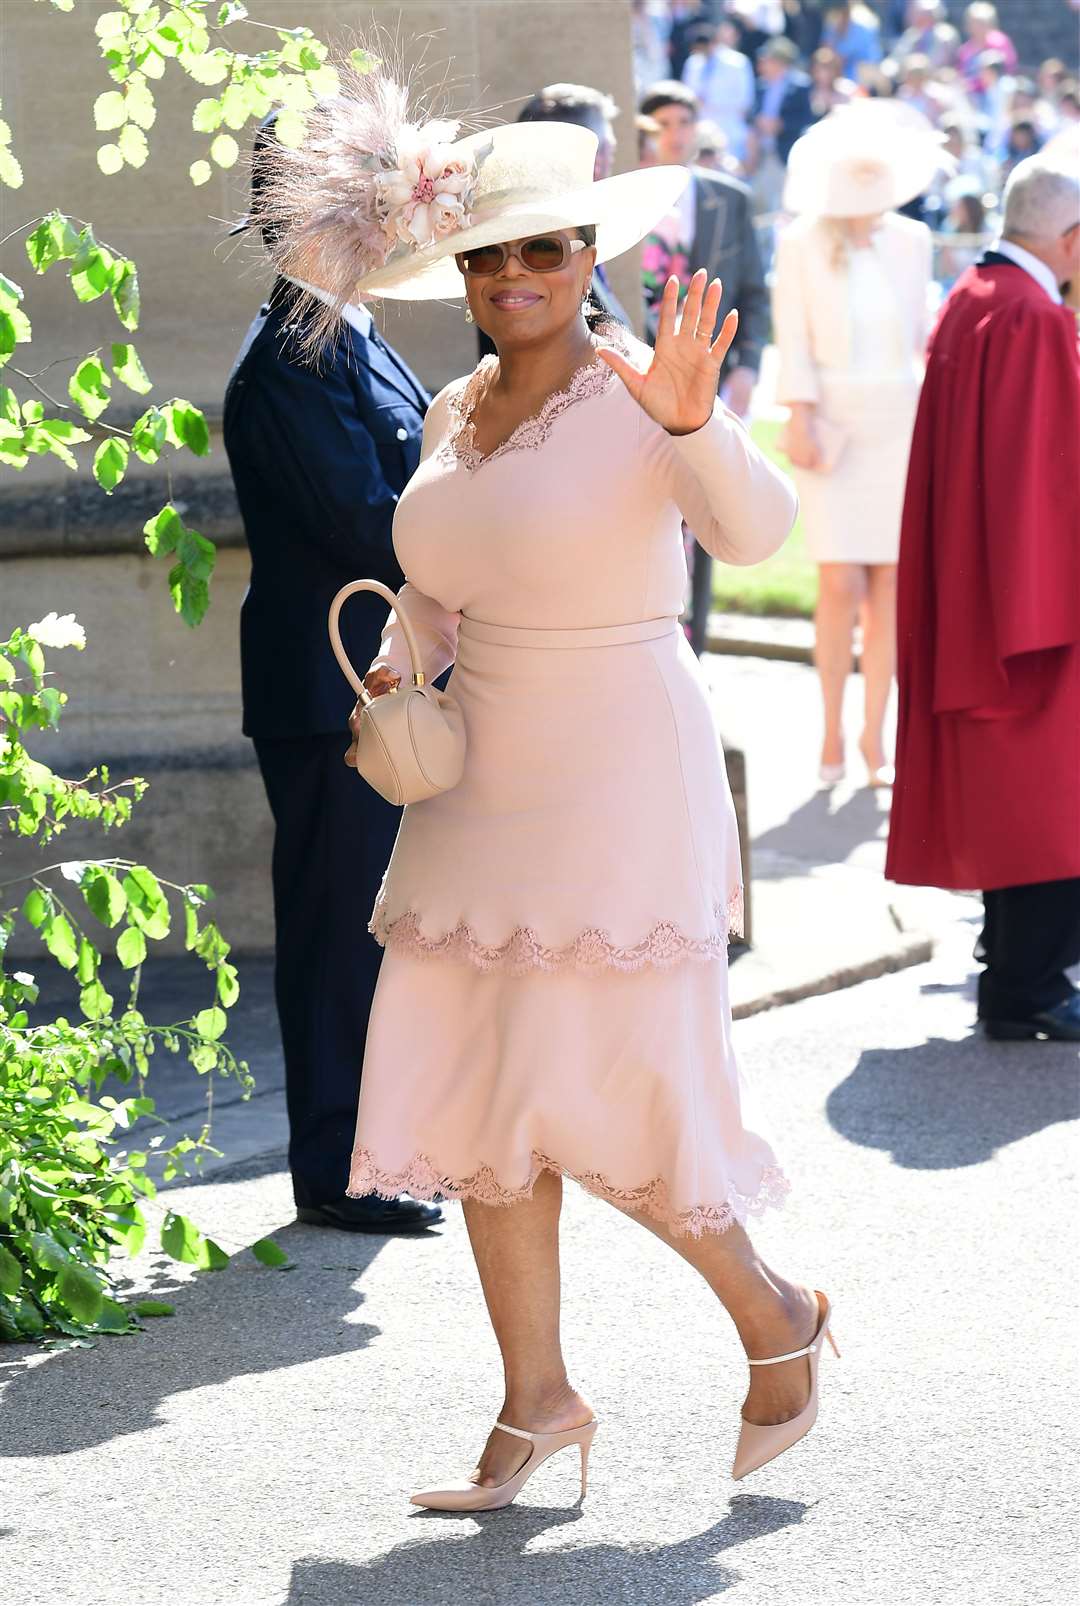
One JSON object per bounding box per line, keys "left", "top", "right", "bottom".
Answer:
{"left": 461, "top": 1170, "right": 594, "bottom": 1488}
{"left": 814, "top": 563, "right": 866, "bottom": 769}
{"left": 858, "top": 563, "right": 897, "bottom": 774}
{"left": 624, "top": 1208, "right": 821, "bottom": 1427}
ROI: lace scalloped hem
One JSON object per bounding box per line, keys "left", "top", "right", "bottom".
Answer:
{"left": 347, "top": 1147, "right": 790, "bottom": 1239}
{"left": 368, "top": 887, "right": 744, "bottom": 976}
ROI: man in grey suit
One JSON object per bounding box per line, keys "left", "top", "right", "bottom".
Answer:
{"left": 640, "top": 78, "right": 769, "bottom": 653}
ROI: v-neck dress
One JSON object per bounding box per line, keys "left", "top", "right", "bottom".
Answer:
{"left": 347, "top": 331, "right": 799, "bottom": 1235}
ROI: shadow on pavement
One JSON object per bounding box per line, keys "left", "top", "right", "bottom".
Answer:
{"left": 0, "top": 1217, "right": 389, "bottom": 1458}
{"left": 285, "top": 1493, "right": 811, "bottom": 1605}
{"left": 752, "top": 786, "right": 889, "bottom": 869}
{"left": 826, "top": 1033, "right": 1080, "bottom": 1169}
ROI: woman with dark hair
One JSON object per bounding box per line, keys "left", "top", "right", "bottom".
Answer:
{"left": 257, "top": 65, "right": 827, "bottom": 1513}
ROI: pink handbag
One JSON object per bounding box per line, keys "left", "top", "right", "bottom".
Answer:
{"left": 328, "top": 579, "right": 465, "bottom": 806}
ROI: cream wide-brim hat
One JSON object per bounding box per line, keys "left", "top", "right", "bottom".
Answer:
{"left": 783, "top": 102, "right": 945, "bottom": 220}
{"left": 358, "top": 122, "right": 689, "bottom": 301}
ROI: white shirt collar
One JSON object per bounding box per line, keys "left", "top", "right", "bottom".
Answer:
{"left": 993, "top": 239, "right": 1063, "bottom": 304}
{"left": 286, "top": 276, "right": 374, "bottom": 336}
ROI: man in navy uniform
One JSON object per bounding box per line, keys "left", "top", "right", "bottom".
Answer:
{"left": 223, "top": 122, "right": 442, "bottom": 1233}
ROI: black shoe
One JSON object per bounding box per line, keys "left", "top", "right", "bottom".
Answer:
{"left": 982, "top": 992, "right": 1080, "bottom": 1042}
{"left": 296, "top": 1194, "right": 444, "bottom": 1233}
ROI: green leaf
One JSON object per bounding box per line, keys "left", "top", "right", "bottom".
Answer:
{"left": 165, "top": 400, "right": 209, "bottom": 457}
{"left": 134, "top": 1300, "right": 175, "bottom": 1317}
{"left": 186, "top": 51, "right": 230, "bottom": 86}
{"left": 83, "top": 866, "right": 127, "bottom": 927}
{"left": 40, "top": 417, "right": 91, "bottom": 444}
{"left": 92, "top": 437, "right": 129, "bottom": 493}
{"left": 192, "top": 97, "right": 221, "bottom": 133}
{"left": 210, "top": 133, "right": 239, "bottom": 169}
{"left": 217, "top": 1, "right": 248, "bottom": 23}
{"left": 124, "top": 79, "right": 157, "bottom": 131}
{"left": 76, "top": 936, "right": 98, "bottom": 985}
{"left": 28, "top": 1232, "right": 71, "bottom": 1273}
{"left": 70, "top": 239, "right": 114, "bottom": 302}
{"left": 93, "top": 1297, "right": 132, "bottom": 1334}
{"left": 177, "top": 526, "right": 216, "bottom": 581}
{"left": 0, "top": 383, "right": 18, "bottom": 424}
{"left": 68, "top": 357, "right": 111, "bottom": 421}
{"left": 132, "top": 406, "right": 167, "bottom": 463}
{"left": 22, "top": 887, "right": 50, "bottom": 928}
{"left": 94, "top": 91, "right": 127, "bottom": 132}
{"left": 116, "top": 925, "right": 146, "bottom": 968}
{"left": 189, "top": 159, "right": 212, "bottom": 187}
{"left": 273, "top": 109, "right": 307, "bottom": 149}
{"left": 122, "top": 865, "right": 170, "bottom": 940}
{"left": 216, "top": 959, "right": 239, "bottom": 1007}
{"left": 79, "top": 978, "right": 114, "bottom": 1021}
{"left": 43, "top": 914, "right": 78, "bottom": 970}
{"left": 168, "top": 563, "right": 210, "bottom": 628}
{"left": 118, "top": 124, "right": 149, "bottom": 168}
{"left": 97, "top": 143, "right": 124, "bottom": 177}
{"left": 251, "top": 1237, "right": 290, "bottom": 1267}
{"left": 0, "top": 1242, "right": 21, "bottom": 1295}
{"left": 111, "top": 262, "right": 141, "bottom": 331}
{"left": 161, "top": 1211, "right": 229, "bottom": 1270}
{"left": 111, "top": 343, "right": 152, "bottom": 394}
{"left": 0, "top": 147, "right": 23, "bottom": 190}
{"left": 144, "top": 502, "right": 182, "bottom": 554}
{"left": 0, "top": 271, "right": 22, "bottom": 312}
{"left": 194, "top": 1006, "right": 226, "bottom": 1041}
{"left": 0, "top": 311, "right": 16, "bottom": 365}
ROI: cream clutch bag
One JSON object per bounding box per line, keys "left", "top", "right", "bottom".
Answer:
{"left": 328, "top": 579, "right": 465, "bottom": 806}
{"left": 777, "top": 414, "right": 848, "bottom": 474}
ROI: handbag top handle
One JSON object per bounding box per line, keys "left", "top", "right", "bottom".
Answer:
{"left": 328, "top": 580, "right": 426, "bottom": 701}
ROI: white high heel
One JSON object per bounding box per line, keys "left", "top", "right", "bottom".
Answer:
{"left": 410, "top": 1417, "right": 598, "bottom": 1511}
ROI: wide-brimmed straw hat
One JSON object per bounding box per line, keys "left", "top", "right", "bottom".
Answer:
{"left": 783, "top": 102, "right": 947, "bottom": 219}
{"left": 249, "top": 63, "right": 687, "bottom": 340}
{"left": 356, "top": 121, "right": 687, "bottom": 300}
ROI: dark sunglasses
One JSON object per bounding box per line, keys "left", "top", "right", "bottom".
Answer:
{"left": 455, "top": 231, "right": 589, "bottom": 277}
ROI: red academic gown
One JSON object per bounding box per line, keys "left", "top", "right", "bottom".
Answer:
{"left": 886, "top": 260, "right": 1080, "bottom": 891}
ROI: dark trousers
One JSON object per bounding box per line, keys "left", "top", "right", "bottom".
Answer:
{"left": 976, "top": 878, "right": 1080, "bottom": 1021}
{"left": 688, "top": 543, "right": 712, "bottom": 658}
{"left": 253, "top": 734, "right": 402, "bottom": 1206}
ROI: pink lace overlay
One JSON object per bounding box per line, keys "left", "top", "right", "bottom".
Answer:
{"left": 440, "top": 333, "right": 621, "bottom": 472}
{"left": 348, "top": 1147, "right": 790, "bottom": 1237}
{"left": 369, "top": 886, "right": 744, "bottom": 975}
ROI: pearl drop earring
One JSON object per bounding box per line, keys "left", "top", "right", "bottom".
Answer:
{"left": 464, "top": 305, "right": 474, "bottom": 324}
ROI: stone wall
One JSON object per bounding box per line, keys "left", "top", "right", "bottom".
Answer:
{"left": 0, "top": 0, "right": 638, "bottom": 954}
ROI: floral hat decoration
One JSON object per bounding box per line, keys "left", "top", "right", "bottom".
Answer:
{"left": 248, "top": 51, "right": 688, "bottom": 351}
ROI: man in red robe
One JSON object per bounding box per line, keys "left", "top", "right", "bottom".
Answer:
{"left": 887, "top": 154, "right": 1080, "bottom": 1040}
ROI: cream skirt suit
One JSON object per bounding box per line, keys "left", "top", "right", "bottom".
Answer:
{"left": 772, "top": 212, "right": 933, "bottom": 564}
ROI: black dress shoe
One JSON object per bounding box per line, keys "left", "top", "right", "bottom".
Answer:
{"left": 296, "top": 1194, "right": 444, "bottom": 1233}
{"left": 982, "top": 992, "right": 1080, "bottom": 1042}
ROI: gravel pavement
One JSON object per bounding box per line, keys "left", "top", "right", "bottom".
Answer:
{"left": 3, "top": 906, "right": 1077, "bottom": 1606}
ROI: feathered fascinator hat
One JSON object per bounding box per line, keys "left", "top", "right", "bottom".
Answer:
{"left": 247, "top": 53, "right": 687, "bottom": 350}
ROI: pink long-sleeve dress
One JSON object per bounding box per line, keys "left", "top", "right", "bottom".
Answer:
{"left": 347, "top": 330, "right": 798, "bottom": 1235}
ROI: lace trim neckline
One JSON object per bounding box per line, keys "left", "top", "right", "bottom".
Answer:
{"left": 443, "top": 322, "right": 627, "bottom": 472}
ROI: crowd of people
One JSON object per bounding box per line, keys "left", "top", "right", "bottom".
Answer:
{"left": 632, "top": 1, "right": 1080, "bottom": 260}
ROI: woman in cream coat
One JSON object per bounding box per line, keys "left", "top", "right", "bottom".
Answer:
{"left": 773, "top": 106, "right": 937, "bottom": 785}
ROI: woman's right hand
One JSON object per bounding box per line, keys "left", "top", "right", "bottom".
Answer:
{"left": 344, "top": 666, "right": 401, "bottom": 767}
{"left": 784, "top": 406, "right": 823, "bottom": 470}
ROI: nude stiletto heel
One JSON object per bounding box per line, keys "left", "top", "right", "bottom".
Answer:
{"left": 732, "top": 1292, "right": 837, "bottom": 1481}
{"left": 410, "top": 1417, "right": 599, "bottom": 1511}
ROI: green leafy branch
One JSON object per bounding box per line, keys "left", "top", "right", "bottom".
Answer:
{"left": 0, "top": 620, "right": 284, "bottom": 1343}
{"left": 0, "top": 216, "right": 216, "bottom": 625}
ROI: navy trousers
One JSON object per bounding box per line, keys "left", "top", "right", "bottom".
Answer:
{"left": 976, "top": 877, "right": 1080, "bottom": 1021}
{"left": 253, "top": 734, "right": 402, "bottom": 1206}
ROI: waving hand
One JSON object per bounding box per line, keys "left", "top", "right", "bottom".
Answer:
{"left": 597, "top": 270, "right": 739, "bottom": 436}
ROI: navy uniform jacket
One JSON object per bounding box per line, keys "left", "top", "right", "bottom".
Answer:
{"left": 223, "top": 280, "right": 430, "bottom": 738}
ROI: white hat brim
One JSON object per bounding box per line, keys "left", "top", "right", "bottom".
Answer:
{"left": 362, "top": 162, "right": 689, "bottom": 301}
{"left": 783, "top": 105, "right": 944, "bottom": 218}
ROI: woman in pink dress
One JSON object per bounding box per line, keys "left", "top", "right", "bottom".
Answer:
{"left": 256, "top": 71, "right": 838, "bottom": 1509}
